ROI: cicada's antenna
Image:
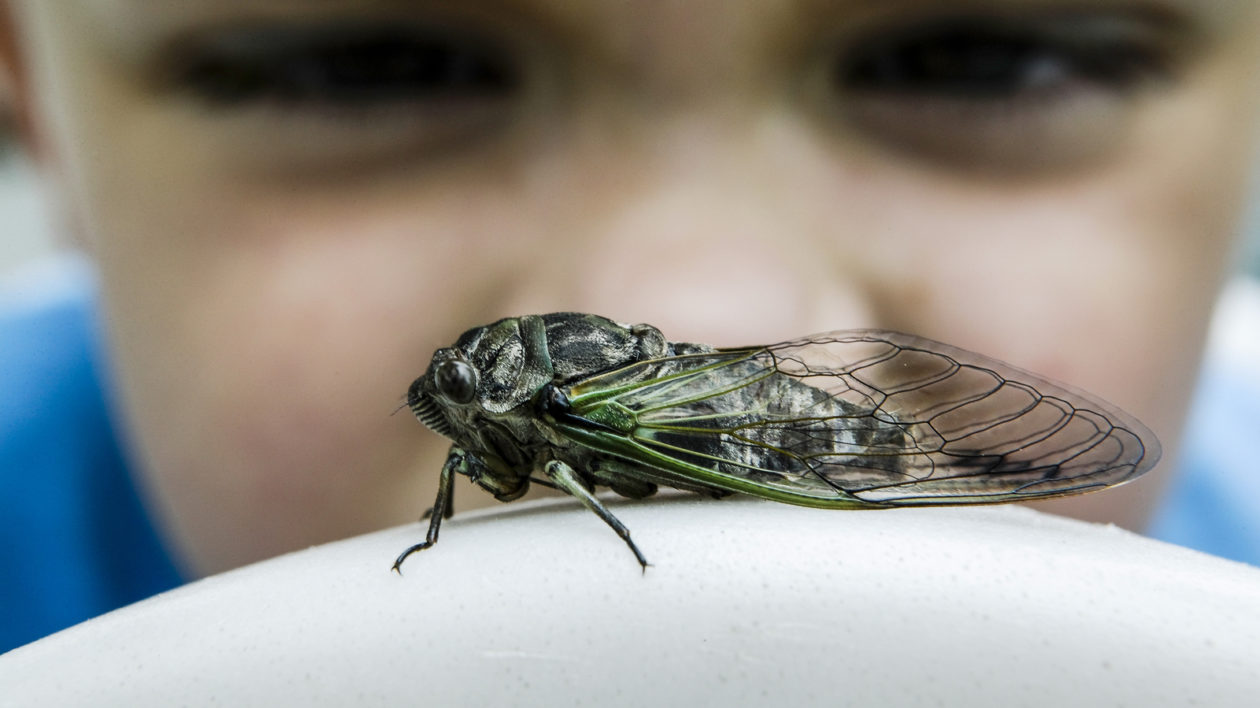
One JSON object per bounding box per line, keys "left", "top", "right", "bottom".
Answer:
{"left": 390, "top": 399, "right": 409, "bottom": 416}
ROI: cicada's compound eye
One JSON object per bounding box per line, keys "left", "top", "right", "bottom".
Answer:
{"left": 433, "top": 359, "right": 478, "bottom": 405}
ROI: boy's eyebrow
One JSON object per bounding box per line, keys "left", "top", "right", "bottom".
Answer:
{"left": 81, "top": 0, "right": 1244, "bottom": 47}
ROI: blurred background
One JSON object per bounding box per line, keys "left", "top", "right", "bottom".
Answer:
{"left": 5, "top": 126, "right": 1260, "bottom": 275}
{"left": 9, "top": 114, "right": 1256, "bottom": 344}
{"left": 4, "top": 91, "right": 1256, "bottom": 284}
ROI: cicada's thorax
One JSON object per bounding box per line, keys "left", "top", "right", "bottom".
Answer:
{"left": 418, "top": 313, "right": 673, "bottom": 482}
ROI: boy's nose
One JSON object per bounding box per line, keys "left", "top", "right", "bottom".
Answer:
{"left": 576, "top": 189, "right": 872, "bottom": 345}
{"left": 523, "top": 135, "right": 878, "bottom": 345}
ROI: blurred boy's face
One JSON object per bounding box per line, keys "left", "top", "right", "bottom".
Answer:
{"left": 6, "top": 0, "right": 1259, "bottom": 575}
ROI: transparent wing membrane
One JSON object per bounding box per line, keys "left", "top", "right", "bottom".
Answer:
{"left": 565, "top": 331, "right": 1159, "bottom": 507}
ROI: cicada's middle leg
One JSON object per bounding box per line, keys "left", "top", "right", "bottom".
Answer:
{"left": 544, "top": 459, "right": 651, "bottom": 572}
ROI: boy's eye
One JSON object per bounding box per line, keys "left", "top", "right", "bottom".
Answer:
{"left": 163, "top": 24, "right": 520, "bottom": 108}
{"left": 839, "top": 17, "right": 1168, "bottom": 98}
{"left": 152, "top": 22, "right": 528, "bottom": 172}
{"left": 830, "top": 12, "right": 1184, "bottom": 172}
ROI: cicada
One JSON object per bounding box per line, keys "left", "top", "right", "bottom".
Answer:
{"left": 393, "top": 313, "right": 1159, "bottom": 572}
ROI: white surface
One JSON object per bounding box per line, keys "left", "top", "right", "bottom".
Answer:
{"left": 2, "top": 497, "right": 1258, "bottom": 707}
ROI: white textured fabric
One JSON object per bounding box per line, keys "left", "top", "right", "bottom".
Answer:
{"left": 2, "top": 498, "right": 1258, "bottom": 707}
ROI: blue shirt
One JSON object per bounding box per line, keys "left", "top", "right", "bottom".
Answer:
{"left": 1, "top": 260, "right": 182, "bottom": 654}
{"left": 1, "top": 259, "right": 1255, "bottom": 653}
{"left": 1148, "top": 360, "right": 1260, "bottom": 565}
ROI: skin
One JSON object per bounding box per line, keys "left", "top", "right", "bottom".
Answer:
{"left": 1, "top": 0, "right": 1258, "bottom": 577}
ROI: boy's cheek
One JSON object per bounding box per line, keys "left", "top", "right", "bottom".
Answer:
{"left": 87, "top": 203, "right": 530, "bottom": 571}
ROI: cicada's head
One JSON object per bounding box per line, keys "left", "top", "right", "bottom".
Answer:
{"left": 407, "top": 315, "right": 556, "bottom": 441}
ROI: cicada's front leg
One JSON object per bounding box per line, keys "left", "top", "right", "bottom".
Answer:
{"left": 419, "top": 488, "right": 455, "bottom": 522}
{"left": 392, "top": 446, "right": 471, "bottom": 573}
{"left": 544, "top": 459, "right": 651, "bottom": 572}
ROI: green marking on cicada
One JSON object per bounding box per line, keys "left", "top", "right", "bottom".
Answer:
{"left": 580, "top": 400, "right": 637, "bottom": 435}
{"left": 391, "top": 312, "right": 1161, "bottom": 573}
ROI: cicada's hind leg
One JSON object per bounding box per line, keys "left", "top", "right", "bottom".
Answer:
{"left": 544, "top": 459, "right": 651, "bottom": 572}
{"left": 392, "top": 446, "right": 466, "bottom": 574}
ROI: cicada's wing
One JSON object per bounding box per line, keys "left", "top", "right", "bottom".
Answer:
{"left": 559, "top": 331, "right": 1160, "bottom": 508}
